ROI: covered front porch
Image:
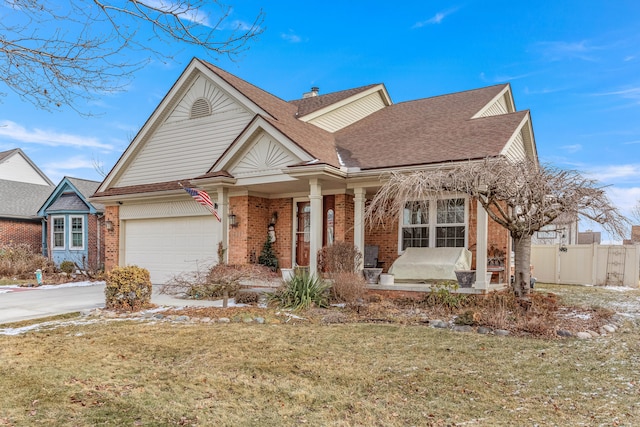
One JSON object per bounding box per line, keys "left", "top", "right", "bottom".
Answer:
{"left": 195, "top": 165, "right": 509, "bottom": 293}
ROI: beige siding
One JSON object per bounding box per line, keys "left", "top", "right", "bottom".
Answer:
{"left": 503, "top": 129, "right": 526, "bottom": 162}
{"left": 166, "top": 75, "right": 239, "bottom": 124}
{"left": 478, "top": 94, "right": 509, "bottom": 117}
{"left": 116, "top": 108, "right": 252, "bottom": 187}
{"left": 230, "top": 132, "right": 300, "bottom": 177}
{"left": 120, "top": 200, "right": 214, "bottom": 220}
{"left": 308, "top": 92, "right": 386, "bottom": 132}
{"left": 0, "top": 153, "right": 50, "bottom": 185}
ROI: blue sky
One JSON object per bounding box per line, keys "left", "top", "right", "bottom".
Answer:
{"left": 1, "top": 1, "right": 640, "bottom": 239}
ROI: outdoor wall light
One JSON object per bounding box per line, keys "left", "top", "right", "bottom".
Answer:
{"left": 228, "top": 211, "right": 238, "bottom": 228}
{"left": 105, "top": 220, "right": 114, "bottom": 231}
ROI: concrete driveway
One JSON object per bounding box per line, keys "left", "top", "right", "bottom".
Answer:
{"left": 0, "top": 282, "right": 226, "bottom": 325}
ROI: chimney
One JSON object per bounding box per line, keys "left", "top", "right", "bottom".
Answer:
{"left": 303, "top": 86, "right": 320, "bottom": 98}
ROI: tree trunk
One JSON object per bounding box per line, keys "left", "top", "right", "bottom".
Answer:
{"left": 513, "top": 235, "right": 532, "bottom": 297}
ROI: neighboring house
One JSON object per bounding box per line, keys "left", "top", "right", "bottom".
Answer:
{"left": 578, "top": 230, "right": 602, "bottom": 244}
{"left": 622, "top": 225, "right": 640, "bottom": 245}
{"left": 92, "top": 58, "right": 538, "bottom": 288}
{"left": 37, "top": 177, "right": 105, "bottom": 270}
{"left": 531, "top": 212, "right": 579, "bottom": 246}
{"left": 0, "top": 148, "right": 54, "bottom": 251}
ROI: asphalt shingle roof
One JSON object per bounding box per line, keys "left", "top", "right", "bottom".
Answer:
{"left": 0, "top": 179, "right": 54, "bottom": 219}
{"left": 288, "top": 84, "right": 381, "bottom": 117}
{"left": 334, "top": 84, "right": 527, "bottom": 169}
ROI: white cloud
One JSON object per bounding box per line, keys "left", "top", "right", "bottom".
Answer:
{"left": 144, "top": 0, "right": 210, "bottom": 26}
{"left": 584, "top": 164, "right": 640, "bottom": 183}
{"left": 42, "top": 156, "right": 99, "bottom": 182}
{"left": 597, "top": 87, "right": 640, "bottom": 102}
{"left": 412, "top": 8, "right": 459, "bottom": 28}
{"left": 0, "top": 120, "right": 113, "bottom": 150}
{"left": 561, "top": 144, "right": 582, "bottom": 153}
{"left": 534, "top": 40, "right": 597, "bottom": 61}
{"left": 281, "top": 30, "right": 303, "bottom": 43}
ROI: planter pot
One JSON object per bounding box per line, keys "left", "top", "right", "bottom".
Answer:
{"left": 455, "top": 270, "right": 476, "bottom": 288}
{"left": 281, "top": 268, "right": 294, "bottom": 281}
{"left": 362, "top": 268, "right": 383, "bottom": 284}
{"left": 455, "top": 270, "right": 494, "bottom": 288}
{"left": 379, "top": 273, "right": 394, "bottom": 286}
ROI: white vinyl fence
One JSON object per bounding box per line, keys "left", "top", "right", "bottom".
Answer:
{"left": 531, "top": 244, "right": 640, "bottom": 287}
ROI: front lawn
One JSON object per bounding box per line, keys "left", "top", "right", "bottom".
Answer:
{"left": 1, "top": 283, "right": 639, "bottom": 426}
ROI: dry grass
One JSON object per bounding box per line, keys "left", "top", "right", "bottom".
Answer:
{"left": 1, "top": 308, "right": 639, "bottom": 426}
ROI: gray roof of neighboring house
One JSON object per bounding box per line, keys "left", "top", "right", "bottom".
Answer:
{"left": 66, "top": 177, "right": 104, "bottom": 211}
{"left": 0, "top": 179, "right": 54, "bottom": 219}
{"left": 46, "top": 193, "right": 90, "bottom": 212}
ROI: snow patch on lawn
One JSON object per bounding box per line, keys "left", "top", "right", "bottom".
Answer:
{"left": 39, "top": 281, "right": 105, "bottom": 289}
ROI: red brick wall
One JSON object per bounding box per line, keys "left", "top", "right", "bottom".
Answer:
{"left": 104, "top": 205, "right": 120, "bottom": 272}
{"left": 0, "top": 218, "right": 42, "bottom": 252}
{"left": 334, "top": 193, "right": 354, "bottom": 244}
{"left": 365, "top": 217, "right": 399, "bottom": 272}
{"left": 228, "top": 196, "right": 294, "bottom": 268}
{"left": 86, "top": 214, "right": 106, "bottom": 270}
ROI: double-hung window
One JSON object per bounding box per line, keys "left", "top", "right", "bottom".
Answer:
{"left": 52, "top": 216, "right": 65, "bottom": 249}
{"left": 400, "top": 197, "right": 467, "bottom": 251}
{"left": 70, "top": 216, "right": 84, "bottom": 250}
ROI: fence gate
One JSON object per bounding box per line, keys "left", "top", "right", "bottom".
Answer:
{"left": 605, "top": 246, "right": 626, "bottom": 286}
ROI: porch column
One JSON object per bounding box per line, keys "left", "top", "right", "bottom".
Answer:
{"left": 215, "top": 187, "right": 229, "bottom": 264}
{"left": 474, "top": 199, "right": 489, "bottom": 289}
{"left": 353, "top": 187, "right": 366, "bottom": 270}
{"left": 309, "top": 179, "right": 323, "bottom": 274}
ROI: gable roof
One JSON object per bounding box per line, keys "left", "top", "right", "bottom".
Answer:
{"left": 38, "top": 177, "right": 103, "bottom": 216}
{"left": 198, "top": 60, "right": 340, "bottom": 168}
{"left": 289, "top": 84, "right": 382, "bottom": 117}
{"left": 0, "top": 148, "right": 54, "bottom": 186}
{"left": 94, "top": 61, "right": 537, "bottom": 199}
{"left": 0, "top": 179, "right": 54, "bottom": 220}
{"left": 334, "top": 84, "right": 529, "bottom": 169}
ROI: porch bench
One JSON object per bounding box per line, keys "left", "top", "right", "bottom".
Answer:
{"left": 388, "top": 247, "right": 472, "bottom": 282}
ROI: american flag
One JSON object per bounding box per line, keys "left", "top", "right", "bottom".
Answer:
{"left": 183, "top": 187, "right": 221, "bottom": 222}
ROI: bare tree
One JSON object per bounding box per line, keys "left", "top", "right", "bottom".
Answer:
{"left": 366, "top": 157, "right": 628, "bottom": 297}
{"left": 0, "top": 0, "right": 264, "bottom": 113}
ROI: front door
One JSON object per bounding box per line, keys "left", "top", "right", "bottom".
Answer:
{"left": 295, "top": 202, "right": 311, "bottom": 266}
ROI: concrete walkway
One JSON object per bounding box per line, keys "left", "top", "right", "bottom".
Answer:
{"left": 0, "top": 283, "right": 228, "bottom": 325}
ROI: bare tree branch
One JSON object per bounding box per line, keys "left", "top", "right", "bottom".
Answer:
{"left": 0, "top": 0, "right": 265, "bottom": 114}
{"left": 365, "top": 157, "right": 629, "bottom": 296}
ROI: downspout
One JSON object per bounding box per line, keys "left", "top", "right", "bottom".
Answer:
{"left": 41, "top": 217, "right": 48, "bottom": 257}
{"left": 97, "top": 214, "right": 102, "bottom": 271}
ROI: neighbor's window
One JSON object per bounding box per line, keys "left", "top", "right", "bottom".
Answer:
{"left": 401, "top": 198, "right": 467, "bottom": 250}
{"left": 52, "top": 216, "right": 65, "bottom": 249}
{"left": 536, "top": 225, "right": 556, "bottom": 239}
{"left": 70, "top": 216, "right": 84, "bottom": 249}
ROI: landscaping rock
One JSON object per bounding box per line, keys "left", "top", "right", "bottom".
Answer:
{"left": 557, "top": 329, "right": 573, "bottom": 337}
{"left": 477, "top": 326, "right": 493, "bottom": 334}
{"left": 153, "top": 314, "right": 164, "bottom": 320}
{"left": 254, "top": 317, "right": 265, "bottom": 324}
{"left": 200, "top": 317, "right": 211, "bottom": 323}
{"left": 218, "top": 317, "right": 230, "bottom": 323}
{"left": 494, "top": 329, "right": 510, "bottom": 336}
{"left": 174, "top": 315, "right": 189, "bottom": 322}
{"left": 453, "top": 325, "right": 473, "bottom": 333}
{"left": 587, "top": 330, "right": 599, "bottom": 338}
{"left": 603, "top": 324, "right": 617, "bottom": 332}
{"left": 430, "top": 319, "right": 448, "bottom": 329}
{"left": 576, "top": 332, "right": 592, "bottom": 340}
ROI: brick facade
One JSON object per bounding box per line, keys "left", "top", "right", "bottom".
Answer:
{"left": 228, "top": 196, "right": 294, "bottom": 268}
{"left": 104, "top": 205, "right": 120, "bottom": 272}
{"left": 0, "top": 218, "right": 42, "bottom": 252}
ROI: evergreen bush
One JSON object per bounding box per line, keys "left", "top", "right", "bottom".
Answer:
{"left": 105, "top": 265, "right": 152, "bottom": 311}
{"left": 258, "top": 235, "right": 278, "bottom": 271}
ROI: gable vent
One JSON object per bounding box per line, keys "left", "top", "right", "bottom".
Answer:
{"left": 190, "top": 98, "right": 211, "bottom": 119}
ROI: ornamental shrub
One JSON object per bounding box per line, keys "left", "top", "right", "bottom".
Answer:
{"left": 105, "top": 265, "right": 152, "bottom": 311}
{"left": 59, "top": 260, "right": 75, "bottom": 275}
{"left": 267, "top": 272, "right": 329, "bottom": 311}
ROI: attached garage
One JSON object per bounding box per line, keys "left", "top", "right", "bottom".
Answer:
{"left": 120, "top": 201, "right": 219, "bottom": 283}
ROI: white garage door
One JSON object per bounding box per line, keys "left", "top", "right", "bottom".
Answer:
{"left": 124, "top": 216, "right": 218, "bottom": 284}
